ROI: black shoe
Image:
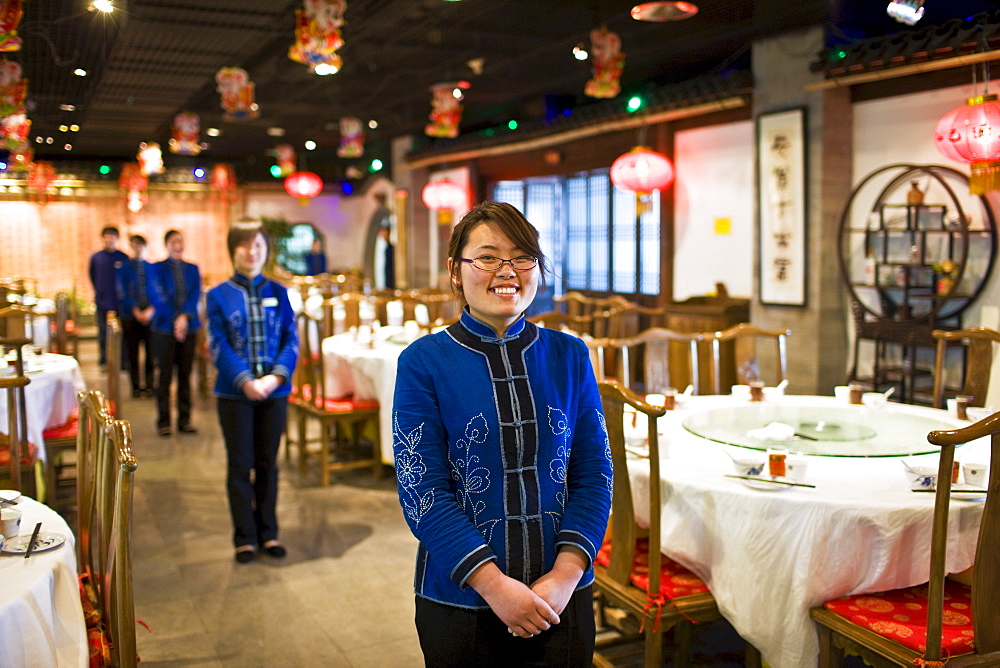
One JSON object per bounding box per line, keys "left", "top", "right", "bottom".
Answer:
{"left": 158, "top": 426, "right": 172, "bottom": 437}
{"left": 235, "top": 548, "right": 255, "bottom": 564}
{"left": 142, "top": 389, "right": 155, "bottom": 399}
{"left": 132, "top": 389, "right": 143, "bottom": 398}
{"left": 262, "top": 542, "right": 286, "bottom": 558}
{"left": 178, "top": 424, "right": 197, "bottom": 434}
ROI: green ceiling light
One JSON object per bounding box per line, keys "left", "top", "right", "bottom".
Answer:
{"left": 270, "top": 164, "right": 282, "bottom": 178}
{"left": 627, "top": 95, "right": 644, "bottom": 113}
{"left": 369, "top": 158, "right": 383, "bottom": 172}
{"left": 99, "top": 164, "right": 111, "bottom": 175}
{"left": 508, "top": 120, "right": 518, "bottom": 130}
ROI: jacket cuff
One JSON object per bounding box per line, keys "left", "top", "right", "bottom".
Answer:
{"left": 555, "top": 530, "right": 597, "bottom": 568}
{"left": 270, "top": 365, "right": 291, "bottom": 382}
{"left": 451, "top": 545, "right": 496, "bottom": 589}
{"left": 233, "top": 371, "right": 254, "bottom": 390}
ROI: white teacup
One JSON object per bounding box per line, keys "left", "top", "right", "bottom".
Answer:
{"left": 905, "top": 466, "right": 938, "bottom": 491}
{"left": 732, "top": 456, "right": 766, "bottom": 477}
{"left": 862, "top": 392, "right": 887, "bottom": 408}
{"left": 963, "top": 462, "right": 988, "bottom": 487}
{"left": 763, "top": 386, "right": 785, "bottom": 401}
{"left": 731, "top": 385, "right": 751, "bottom": 401}
{"left": 0, "top": 507, "right": 21, "bottom": 537}
{"left": 833, "top": 385, "right": 849, "bottom": 402}
{"left": 786, "top": 455, "right": 809, "bottom": 482}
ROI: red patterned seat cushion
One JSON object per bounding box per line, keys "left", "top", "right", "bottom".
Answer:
{"left": 822, "top": 579, "right": 975, "bottom": 656}
{"left": 295, "top": 384, "right": 378, "bottom": 412}
{"left": 596, "top": 537, "right": 710, "bottom": 599}
{"left": 43, "top": 416, "right": 78, "bottom": 439}
{"left": 0, "top": 439, "right": 37, "bottom": 466}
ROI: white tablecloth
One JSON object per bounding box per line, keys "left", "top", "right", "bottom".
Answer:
{"left": 628, "top": 394, "right": 986, "bottom": 668}
{"left": 0, "top": 495, "right": 86, "bottom": 668}
{"left": 322, "top": 332, "right": 409, "bottom": 465}
{"left": 0, "top": 354, "right": 87, "bottom": 462}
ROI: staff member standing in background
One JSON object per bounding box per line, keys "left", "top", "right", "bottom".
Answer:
{"left": 207, "top": 218, "right": 298, "bottom": 563}
{"left": 149, "top": 229, "right": 202, "bottom": 437}
{"left": 89, "top": 225, "right": 129, "bottom": 369}
{"left": 117, "top": 234, "right": 156, "bottom": 398}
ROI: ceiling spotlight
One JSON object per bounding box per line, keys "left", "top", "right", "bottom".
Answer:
{"left": 74, "top": 69, "right": 87, "bottom": 77}
{"left": 90, "top": 0, "right": 114, "bottom": 12}
{"left": 466, "top": 58, "right": 484, "bottom": 75}
{"left": 304, "top": 140, "right": 317, "bottom": 150}
{"left": 886, "top": 0, "right": 924, "bottom": 25}
{"left": 59, "top": 124, "right": 68, "bottom": 132}
{"left": 314, "top": 62, "right": 339, "bottom": 75}
{"left": 267, "top": 127, "right": 285, "bottom": 137}
{"left": 64, "top": 144, "right": 72, "bottom": 151}
{"left": 70, "top": 124, "right": 79, "bottom": 132}
{"left": 573, "top": 43, "right": 589, "bottom": 61}
{"left": 368, "top": 119, "right": 378, "bottom": 129}
{"left": 630, "top": 1, "right": 699, "bottom": 21}
{"left": 206, "top": 127, "right": 220, "bottom": 137}
{"left": 60, "top": 104, "right": 76, "bottom": 112}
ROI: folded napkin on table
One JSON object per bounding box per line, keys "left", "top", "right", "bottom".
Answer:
{"left": 747, "top": 421, "right": 796, "bottom": 441}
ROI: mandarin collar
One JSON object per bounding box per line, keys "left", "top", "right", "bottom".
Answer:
{"left": 460, "top": 308, "right": 526, "bottom": 343}
{"left": 232, "top": 273, "right": 265, "bottom": 289}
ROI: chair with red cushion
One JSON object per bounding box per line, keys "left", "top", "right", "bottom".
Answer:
{"left": 594, "top": 381, "right": 758, "bottom": 667}
{"left": 288, "top": 311, "right": 381, "bottom": 485}
{"left": 1, "top": 305, "right": 39, "bottom": 497}
{"left": 810, "top": 412, "right": 1000, "bottom": 667}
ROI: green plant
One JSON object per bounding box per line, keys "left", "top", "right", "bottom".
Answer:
{"left": 260, "top": 216, "right": 293, "bottom": 270}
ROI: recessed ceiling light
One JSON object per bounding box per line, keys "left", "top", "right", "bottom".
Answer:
{"left": 267, "top": 127, "right": 284, "bottom": 137}
{"left": 630, "top": 1, "right": 699, "bottom": 21}
{"left": 59, "top": 124, "right": 68, "bottom": 132}
{"left": 368, "top": 120, "right": 378, "bottom": 129}
{"left": 206, "top": 127, "right": 220, "bottom": 137}
{"left": 60, "top": 104, "right": 76, "bottom": 112}
{"left": 64, "top": 144, "right": 72, "bottom": 151}
{"left": 90, "top": 0, "right": 113, "bottom": 12}
{"left": 314, "top": 63, "right": 339, "bottom": 75}
{"left": 304, "top": 140, "right": 317, "bottom": 151}
{"left": 69, "top": 124, "right": 79, "bottom": 132}
{"left": 74, "top": 69, "right": 87, "bottom": 77}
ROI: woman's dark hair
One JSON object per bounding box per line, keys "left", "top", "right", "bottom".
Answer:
{"left": 447, "top": 201, "right": 547, "bottom": 302}
{"left": 226, "top": 218, "right": 270, "bottom": 261}
{"left": 164, "top": 229, "right": 182, "bottom": 245}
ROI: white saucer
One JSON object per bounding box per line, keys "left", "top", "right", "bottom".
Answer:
{"left": 1, "top": 532, "right": 66, "bottom": 554}
{"left": 951, "top": 484, "right": 988, "bottom": 500}
{"left": 0, "top": 490, "right": 21, "bottom": 504}
{"left": 741, "top": 476, "right": 794, "bottom": 492}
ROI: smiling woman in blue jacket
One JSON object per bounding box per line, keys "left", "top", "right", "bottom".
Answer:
{"left": 393, "top": 202, "right": 611, "bottom": 667}
{"left": 207, "top": 219, "right": 298, "bottom": 564}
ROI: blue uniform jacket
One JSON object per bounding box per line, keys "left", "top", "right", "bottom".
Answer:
{"left": 392, "top": 310, "right": 612, "bottom": 609}
{"left": 89, "top": 249, "right": 129, "bottom": 311}
{"left": 206, "top": 275, "right": 298, "bottom": 399}
{"left": 149, "top": 259, "right": 201, "bottom": 334}
{"left": 115, "top": 258, "right": 152, "bottom": 320}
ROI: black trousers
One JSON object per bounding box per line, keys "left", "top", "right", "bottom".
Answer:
{"left": 122, "top": 317, "right": 155, "bottom": 393}
{"left": 217, "top": 396, "right": 288, "bottom": 548}
{"left": 96, "top": 307, "right": 110, "bottom": 365}
{"left": 414, "top": 585, "right": 595, "bottom": 668}
{"left": 152, "top": 330, "right": 196, "bottom": 429}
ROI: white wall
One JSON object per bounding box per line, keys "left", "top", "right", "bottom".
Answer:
{"left": 673, "top": 120, "right": 755, "bottom": 301}
{"left": 854, "top": 85, "right": 1000, "bottom": 405}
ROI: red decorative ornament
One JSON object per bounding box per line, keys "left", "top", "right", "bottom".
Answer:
{"left": 421, "top": 179, "right": 466, "bottom": 211}
{"left": 118, "top": 162, "right": 149, "bottom": 213}
{"left": 284, "top": 171, "right": 323, "bottom": 203}
{"left": 0, "top": 0, "right": 23, "bottom": 52}
{"left": 425, "top": 82, "right": 469, "bottom": 138}
{"left": 610, "top": 146, "right": 675, "bottom": 192}
{"left": 288, "top": 0, "right": 346, "bottom": 73}
{"left": 585, "top": 27, "right": 625, "bottom": 99}
{"left": 211, "top": 163, "right": 238, "bottom": 202}
{"left": 26, "top": 160, "right": 56, "bottom": 203}
{"left": 934, "top": 94, "right": 1000, "bottom": 194}
{"left": 169, "top": 111, "right": 201, "bottom": 156}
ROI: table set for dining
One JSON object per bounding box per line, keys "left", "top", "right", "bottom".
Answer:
{"left": 0, "top": 492, "right": 87, "bottom": 668}
{"left": 621, "top": 392, "right": 988, "bottom": 667}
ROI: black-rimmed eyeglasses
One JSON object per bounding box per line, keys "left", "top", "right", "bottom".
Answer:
{"left": 459, "top": 256, "right": 538, "bottom": 272}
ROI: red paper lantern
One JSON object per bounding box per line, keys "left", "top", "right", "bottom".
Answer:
{"left": 421, "top": 179, "right": 466, "bottom": 211}
{"left": 284, "top": 171, "right": 323, "bottom": 202}
{"left": 934, "top": 94, "right": 1000, "bottom": 194}
{"left": 610, "top": 146, "right": 675, "bottom": 193}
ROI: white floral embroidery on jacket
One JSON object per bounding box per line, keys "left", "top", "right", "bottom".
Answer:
{"left": 450, "top": 413, "right": 501, "bottom": 542}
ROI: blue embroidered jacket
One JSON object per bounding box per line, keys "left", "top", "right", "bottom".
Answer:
{"left": 392, "top": 310, "right": 612, "bottom": 609}
{"left": 205, "top": 275, "right": 298, "bottom": 399}
{"left": 148, "top": 259, "right": 202, "bottom": 334}
{"left": 115, "top": 258, "right": 152, "bottom": 320}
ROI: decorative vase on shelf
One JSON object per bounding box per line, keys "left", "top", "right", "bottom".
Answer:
{"left": 936, "top": 275, "right": 954, "bottom": 296}
{"left": 907, "top": 181, "right": 924, "bottom": 206}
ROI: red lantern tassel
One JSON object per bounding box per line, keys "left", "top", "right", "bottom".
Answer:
{"left": 969, "top": 161, "right": 1000, "bottom": 195}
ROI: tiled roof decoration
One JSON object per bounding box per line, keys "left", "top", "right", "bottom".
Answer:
{"left": 812, "top": 9, "right": 1000, "bottom": 78}
{"left": 407, "top": 69, "right": 753, "bottom": 160}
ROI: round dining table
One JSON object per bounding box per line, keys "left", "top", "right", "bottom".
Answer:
{"left": 0, "top": 494, "right": 86, "bottom": 668}
{"left": 0, "top": 352, "right": 86, "bottom": 462}
{"left": 625, "top": 393, "right": 987, "bottom": 668}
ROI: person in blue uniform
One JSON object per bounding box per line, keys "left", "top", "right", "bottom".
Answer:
{"left": 149, "top": 229, "right": 201, "bottom": 436}
{"left": 88, "top": 226, "right": 129, "bottom": 368}
{"left": 207, "top": 219, "right": 298, "bottom": 564}
{"left": 116, "top": 234, "right": 156, "bottom": 398}
{"left": 304, "top": 238, "right": 327, "bottom": 276}
{"left": 392, "top": 201, "right": 611, "bottom": 667}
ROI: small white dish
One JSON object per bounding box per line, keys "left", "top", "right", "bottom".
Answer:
{"left": 1, "top": 531, "right": 66, "bottom": 554}
{"left": 949, "top": 484, "right": 988, "bottom": 501}
{"left": 732, "top": 458, "right": 767, "bottom": 477}
{"left": 965, "top": 407, "right": 995, "bottom": 422}
{"left": 904, "top": 466, "right": 938, "bottom": 491}
{"left": 862, "top": 392, "right": 887, "bottom": 408}
{"left": 740, "top": 476, "right": 794, "bottom": 492}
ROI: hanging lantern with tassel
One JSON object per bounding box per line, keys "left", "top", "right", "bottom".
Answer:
{"left": 284, "top": 171, "right": 323, "bottom": 204}
{"left": 934, "top": 94, "right": 1000, "bottom": 194}
{"left": 422, "top": 179, "right": 466, "bottom": 224}
{"left": 610, "top": 146, "right": 675, "bottom": 214}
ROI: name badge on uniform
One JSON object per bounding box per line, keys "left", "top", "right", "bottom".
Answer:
{"left": 262, "top": 297, "right": 279, "bottom": 308}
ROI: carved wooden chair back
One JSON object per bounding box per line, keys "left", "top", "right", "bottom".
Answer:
{"left": 931, "top": 327, "right": 1000, "bottom": 409}
{"left": 707, "top": 323, "right": 790, "bottom": 394}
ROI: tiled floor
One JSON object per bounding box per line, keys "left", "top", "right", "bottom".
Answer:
{"left": 76, "top": 340, "right": 423, "bottom": 667}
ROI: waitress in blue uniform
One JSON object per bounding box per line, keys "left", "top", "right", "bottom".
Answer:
{"left": 207, "top": 219, "right": 298, "bottom": 563}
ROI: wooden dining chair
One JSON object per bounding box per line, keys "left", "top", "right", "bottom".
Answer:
{"left": 52, "top": 291, "right": 80, "bottom": 358}
{"left": 931, "top": 327, "right": 1000, "bottom": 409}
{"left": 603, "top": 300, "right": 664, "bottom": 341}
{"left": 707, "top": 323, "right": 790, "bottom": 394}
{"left": 810, "top": 411, "right": 1000, "bottom": 667}
{"left": 609, "top": 327, "right": 703, "bottom": 395}
{"left": 594, "top": 381, "right": 732, "bottom": 667}
{"left": 527, "top": 310, "right": 593, "bottom": 334}
{"left": 0, "top": 305, "right": 38, "bottom": 496}
{"left": 288, "top": 312, "right": 381, "bottom": 485}
{"left": 76, "top": 389, "right": 139, "bottom": 668}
